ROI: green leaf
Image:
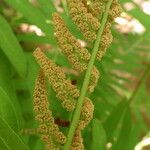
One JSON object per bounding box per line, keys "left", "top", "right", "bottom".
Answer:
{"left": 26, "top": 53, "right": 39, "bottom": 95}
{"left": 17, "top": 33, "right": 53, "bottom": 44}
{"left": 0, "top": 50, "right": 16, "bottom": 100}
{"left": 0, "top": 51, "right": 24, "bottom": 129}
{"left": 112, "top": 107, "right": 132, "bottom": 150}
{"left": 91, "top": 119, "right": 107, "bottom": 150}
{"left": 4, "top": 0, "right": 55, "bottom": 43}
{"left": 126, "top": 125, "right": 141, "bottom": 150}
{"left": 103, "top": 100, "right": 127, "bottom": 140}
{"left": 0, "top": 86, "right": 19, "bottom": 131}
{"left": 37, "top": 0, "right": 56, "bottom": 19}
{"left": 28, "top": 136, "right": 39, "bottom": 150}
{"left": 33, "top": 139, "right": 44, "bottom": 150}
{"left": 0, "top": 15, "right": 27, "bottom": 77}
{"left": 0, "top": 116, "right": 29, "bottom": 150}
{"left": 0, "top": 136, "right": 11, "bottom": 150}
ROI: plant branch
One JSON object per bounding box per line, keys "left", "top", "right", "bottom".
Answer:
{"left": 63, "top": 1, "right": 113, "bottom": 150}
{"left": 128, "top": 64, "right": 150, "bottom": 104}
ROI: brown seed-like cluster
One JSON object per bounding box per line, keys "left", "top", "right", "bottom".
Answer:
{"left": 33, "top": 50, "right": 95, "bottom": 149}
{"left": 88, "top": 0, "right": 105, "bottom": 19}
{"left": 33, "top": 48, "right": 95, "bottom": 149}
{"left": 67, "top": 0, "right": 100, "bottom": 42}
{"left": 96, "top": 0, "right": 122, "bottom": 60}
{"left": 88, "top": 66, "right": 100, "bottom": 93}
{"left": 41, "top": 135, "right": 59, "bottom": 150}
{"left": 53, "top": 13, "right": 100, "bottom": 93}
{"left": 96, "top": 22, "right": 113, "bottom": 60}
{"left": 109, "top": 0, "right": 122, "bottom": 21}
{"left": 33, "top": 71, "right": 66, "bottom": 150}
{"left": 32, "top": 1, "right": 122, "bottom": 149}
{"left": 33, "top": 48, "right": 80, "bottom": 111}
{"left": 79, "top": 97, "right": 94, "bottom": 130}
{"left": 71, "top": 129, "right": 84, "bottom": 150}
{"left": 53, "top": 13, "right": 91, "bottom": 73}
{"left": 70, "top": 97, "right": 94, "bottom": 149}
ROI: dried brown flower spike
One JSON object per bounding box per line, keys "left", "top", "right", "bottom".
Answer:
{"left": 53, "top": 13, "right": 100, "bottom": 93}
{"left": 96, "top": 0, "right": 122, "bottom": 60}
{"left": 88, "top": 0, "right": 105, "bottom": 19}
{"left": 53, "top": 13, "right": 91, "bottom": 73}
{"left": 32, "top": 0, "right": 122, "bottom": 149}
{"left": 70, "top": 130, "right": 84, "bottom": 150}
{"left": 67, "top": 0, "right": 100, "bottom": 42}
{"left": 33, "top": 70, "right": 66, "bottom": 150}
{"left": 33, "top": 48, "right": 79, "bottom": 111}
{"left": 33, "top": 48, "right": 95, "bottom": 150}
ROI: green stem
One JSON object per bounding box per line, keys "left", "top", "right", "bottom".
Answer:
{"left": 63, "top": 1, "right": 113, "bottom": 150}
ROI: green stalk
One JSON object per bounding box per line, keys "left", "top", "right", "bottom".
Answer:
{"left": 63, "top": 1, "right": 113, "bottom": 150}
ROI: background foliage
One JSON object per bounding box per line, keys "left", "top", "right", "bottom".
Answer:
{"left": 0, "top": 0, "right": 150, "bottom": 149}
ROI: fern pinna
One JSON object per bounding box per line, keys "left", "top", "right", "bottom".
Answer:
{"left": 33, "top": 0, "right": 122, "bottom": 150}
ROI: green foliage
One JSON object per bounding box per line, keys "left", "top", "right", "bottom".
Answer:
{"left": 91, "top": 119, "right": 107, "bottom": 150}
{"left": 103, "top": 100, "right": 127, "bottom": 140}
{"left": 0, "top": 86, "right": 19, "bottom": 131}
{"left": 4, "top": 0, "right": 56, "bottom": 44}
{"left": 0, "top": 14, "right": 27, "bottom": 77}
{"left": 0, "top": 116, "right": 29, "bottom": 150}
{"left": 112, "top": 107, "right": 132, "bottom": 150}
{"left": 0, "top": 0, "right": 150, "bottom": 149}
{"left": 37, "top": 0, "right": 56, "bottom": 18}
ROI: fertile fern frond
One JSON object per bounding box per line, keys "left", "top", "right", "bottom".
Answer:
{"left": 33, "top": 48, "right": 94, "bottom": 149}
{"left": 33, "top": 48, "right": 79, "bottom": 112}
{"left": 67, "top": 0, "right": 100, "bottom": 42}
{"left": 32, "top": 0, "right": 122, "bottom": 149}
{"left": 53, "top": 13, "right": 100, "bottom": 93}
{"left": 33, "top": 70, "right": 66, "bottom": 150}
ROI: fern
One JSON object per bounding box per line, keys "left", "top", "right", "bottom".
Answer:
{"left": 32, "top": 0, "right": 122, "bottom": 150}
{"left": 0, "top": 0, "right": 149, "bottom": 149}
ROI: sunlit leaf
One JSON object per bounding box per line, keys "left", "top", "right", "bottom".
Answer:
{"left": 91, "top": 119, "right": 107, "bottom": 150}
{"left": 0, "top": 86, "right": 19, "bottom": 131}
{"left": 0, "top": 116, "right": 29, "bottom": 150}
{"left": 112, "top": 107, "right": 132, "bottom": 150}
{"left": 0, "top": 15, "right": 27, "bottom": 77}
{"left": 0, "top": 136, "right": 10, "bottom": 150}
{"left": 103, "top": 100, "right": 127, "bottom": 140}
{"left": 4, "top": 0, "right": 55, "bottom": 44}
{"left": 37, "top": 0, "right": 56, "bottom": 19}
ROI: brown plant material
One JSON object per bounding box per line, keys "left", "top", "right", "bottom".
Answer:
{"left": 33, "top": 48, "right": 79, "bottom": 111}
{"left": 70, "top": 129, "right": 84, "bottom": 150}
{"left": 53, "top": 13, "right": 91, "bottom": 73}
{"left": 96, "top": 0, "right": 122, "bottom": 60}
{"left": 67, "top": 0, "right": 100, "bottom": 42}
{"left": 53, "top": 13, "right": 100, "bottom": 93}
{"left": 33, "top": 70, "right": 66, "bottom": 149}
